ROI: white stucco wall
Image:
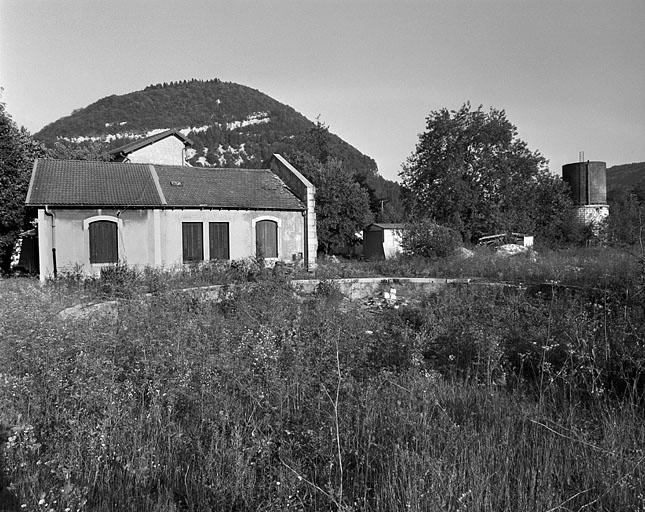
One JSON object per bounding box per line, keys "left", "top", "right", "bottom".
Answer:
{"left": 37, "top": 207, "right": 306, "bottom": 280}
{"left": 159, "top": 209, "right": 305, "bottom": 266}
{"left": 37, "top": 208, "right": 153, "bottom": 280}
{"left": 383, "top": 229, "right": 403, "bottom": 259}
{"left": 126, "top": 137, "right": 186, "bottom": 166}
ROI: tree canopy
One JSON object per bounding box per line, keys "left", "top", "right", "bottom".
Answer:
{"left": 280, "top": 147, "right": 373, "bottom": 254}
{"left": 308, "top": 159, "right": 373, "bottom": 254}
{"left": 401, "top": 103, "right": 574, "bottom": 243}
{"left": 0, "top": 101, "right": 46, "bottom": 271}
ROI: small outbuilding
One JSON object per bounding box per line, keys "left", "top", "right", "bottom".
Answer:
{"left": 363, "top": 223, "right": 404, "bottom": 260}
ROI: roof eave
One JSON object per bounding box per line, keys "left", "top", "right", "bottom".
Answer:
{"left": 26, "top": 203, "right": 163, "bottom": 208}
{"left": 158, "top": 205, "right": 305, "bottom": 211}
{"left": 26, "top": 203, "right": 305, "bottom": 211}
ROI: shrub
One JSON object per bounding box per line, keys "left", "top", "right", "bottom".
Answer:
{"left": 607, "top": 189, "right": 645, "bottom": 247}
{"left": 97, "top": 263, "right": 141, "bottom": 298}
{"left": 400, "top": 219, "right": 463, "bottom": 259}
{"left": 2, "top": 250, "right": 644, "bottom": 510}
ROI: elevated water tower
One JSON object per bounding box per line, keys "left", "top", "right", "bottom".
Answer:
{"left": 561, "top": 158, "right": 609, "bottom": 228}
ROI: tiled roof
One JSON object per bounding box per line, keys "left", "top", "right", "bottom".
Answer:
{"left": 155, "top": 166, "right": 304, "bottom": 210}
{"left": 26, "top": 159, "right": 162, "bottom": 206}
{"left": 108, "top": 129, "right": 193, "bottom": 157}
{"left": 26, "top": 159, "right": 304, "bottom": 210}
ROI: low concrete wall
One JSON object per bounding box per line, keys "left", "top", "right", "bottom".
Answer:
{"left": 291, "top": 277, "right": 477, "bottom": 300}
{"left": 57, "top": 277, "right": 480, "bottom": 321}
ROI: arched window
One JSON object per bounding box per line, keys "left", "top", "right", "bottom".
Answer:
{"left": 89, "top": 220, "right": 118, "bottom": 264}
{"left": 255, "top": 220, "right": 278, "bottom": 258}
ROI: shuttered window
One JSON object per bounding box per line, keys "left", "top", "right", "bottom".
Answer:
{"left": 209, "top": 222, "right": 230, "bottom": 260}
{"left": 182, "top": 222, "right": 203, "bottom": 262}
{"left": 255, "top": 220, "right": 278, "bottom": 258}
{"left": 89, "top": 221, "right": 118, "bottom": 264}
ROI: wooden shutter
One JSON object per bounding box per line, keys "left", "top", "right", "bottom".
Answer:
{"left": 256, "top": 220, "right": 278, "bottom": 258}
{"left": 89, "top": 221, "right": 118, "bottom": 263}
{"left": 209, "top": 222, "right": 230, "bottom": 260}
{"left": 182, "top": 222, "right": 203, "bottom": 262}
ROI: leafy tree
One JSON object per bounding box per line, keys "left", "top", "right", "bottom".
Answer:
{"left": 300, "top": 117, "right": 330, "bottom": 164}
{"left": 280, "top": 149, "right": 373, "bottom": 254}
{"left": 400, "top": 219, "right": 462, "bottom": 258}
{"left": 0, "top": 101, "right": 47, "bottom": 271}
{"left": 361, "top": 173, "right": 407, "bottom": 222}
{"left": 310, "top": 159, "right": 373, "bottom": 254}
{"left": 290, "top": 120, "right": 405, "bottom": 227}
{"left": 401, "top": 103, "right": 574, "bottom": 244}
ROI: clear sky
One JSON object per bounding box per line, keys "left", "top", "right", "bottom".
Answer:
{"left": 1, "top": 0, "right": 643, "bottom": 181}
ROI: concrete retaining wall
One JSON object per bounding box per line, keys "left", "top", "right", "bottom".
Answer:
{"left": 290, "top": 277, "right": 476, "bottom": 300}
{"left": 56, "top": 277, "right": 478, "bottom": 321}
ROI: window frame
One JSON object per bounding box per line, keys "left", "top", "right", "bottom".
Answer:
{"left": 252, "top": 216, "right": 281, "bottom": 260}
{"left": 209, "top": 222, "right": 230, "bottom": 260}
{"left": 182, "top": 221, "right": 204, "bottom": 263}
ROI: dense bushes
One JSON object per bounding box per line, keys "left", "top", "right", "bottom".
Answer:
{"left": 1, "top": 252, "right": 644, "bottom": 510}
{"left": 399, "top": 283, "right": 645, "bottom": 398}
{"left": 400, "top": 219, "right": 463, "bottom": 259}
{"left": 607, "top": 189, "right": 645, "bottom": 246}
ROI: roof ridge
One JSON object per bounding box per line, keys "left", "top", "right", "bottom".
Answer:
{"left": 108, "top": 129, "right": 193, "bottom": 157}
{"left": 148, "top": 165, "right": 167, "bottom": 205}
{"left": 153, "top": 164, "right": 270, "bottom": 172}
{"left": 38, "top": 157, "right": 150, "bottom": 166}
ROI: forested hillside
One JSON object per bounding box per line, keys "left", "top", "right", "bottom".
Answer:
{"left": 35, "top": 79, "right": 377, "bottom": 176}
{"left": 607, "top": 162, "right": 645, "bottom": 198}
{"left": 605, "top": 162, "right": 645, "bottom": 247}
{"left": 34, "top": 78, "right": 406, "bottom": 223}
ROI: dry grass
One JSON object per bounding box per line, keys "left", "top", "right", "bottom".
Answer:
{"left": 0, "top": 246, "right": 644, "bottom": 511}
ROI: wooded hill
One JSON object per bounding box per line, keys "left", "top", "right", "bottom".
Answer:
{"left": 34, "top": 78, "right": 406, "bottom": 222}
{"left": 607, "top": 162, "right": 645, "bottom": 199}
{"left": 35, "top": 79, "right": 377, "bottom": 176}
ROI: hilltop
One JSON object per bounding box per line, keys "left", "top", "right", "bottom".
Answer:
{"left": 34, "top": 78, "right": 377, "bottom": 176}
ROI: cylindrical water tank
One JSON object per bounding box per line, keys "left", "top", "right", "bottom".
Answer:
{"left": 562, "top": 161, "right": 607, "bottom": 205}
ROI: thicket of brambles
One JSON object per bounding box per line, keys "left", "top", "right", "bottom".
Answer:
{"left": 1, "top": 247, "right": 644, "bottom": 511}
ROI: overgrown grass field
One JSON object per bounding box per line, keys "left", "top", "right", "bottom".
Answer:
{"left": 1, "top": 247, "right": 644, "bottom": 511}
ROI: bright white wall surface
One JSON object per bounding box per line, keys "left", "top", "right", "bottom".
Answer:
{"left": 126, "top": 137, "right": 185, "bottom": 166}
{"left": 383, "top": 229, "right": 402, "bottom": 259}
{"left": 37, "top": 208, "right": 153, "bottom": 280}
{"left": 160, "top": 209, "right": 304, "bottom": 266}
{"left": 36, "top": 207, "right": 305, "bottom": 280}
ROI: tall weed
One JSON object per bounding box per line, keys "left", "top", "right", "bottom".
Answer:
{"left": 1, "top": 250, "right": 644, "bottom": 511}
